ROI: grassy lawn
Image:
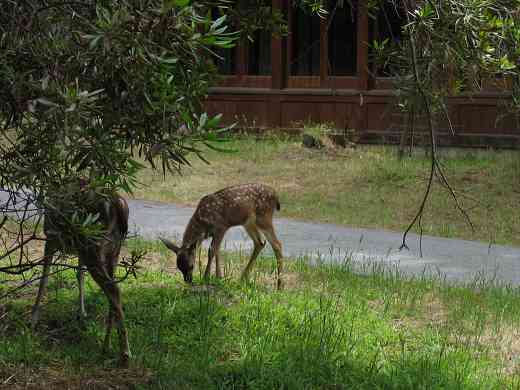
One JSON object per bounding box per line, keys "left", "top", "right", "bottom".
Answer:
{"left": 1, "top": 239, "right": 520, "bottom": 389}
{"left": 132, "top": 135, "right": 520, "bottom": 246}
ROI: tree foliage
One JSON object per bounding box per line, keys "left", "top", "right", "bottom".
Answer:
{"left": 373, "top": 0, "right": 519, "bottom": 117}
{"left": 370, "top": 0, "right": 520, "bottom": 248}
{"left": 0, "top": 0, "right": 312, "bottom": 292}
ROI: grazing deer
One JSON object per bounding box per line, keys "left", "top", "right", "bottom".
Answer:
{"left": 31, "top": 189, "right": 131, "bottom": 367}
{"left": 160, "top": 183, "right": 284, "bottom": 289}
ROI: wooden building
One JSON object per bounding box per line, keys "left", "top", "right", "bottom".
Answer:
{"left": 205, "top": 1, "right": 519, "bottom": 146}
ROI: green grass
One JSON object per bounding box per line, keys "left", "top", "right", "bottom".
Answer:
{"left": 132, "top": 135, "right": 520, "bottom": 246}
{"left": 1, "top": 238, "right": 520, "bottom": 388}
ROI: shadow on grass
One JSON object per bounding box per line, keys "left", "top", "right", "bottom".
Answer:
{"left": 0, "top": 278, "right": 513, "bottom": 389}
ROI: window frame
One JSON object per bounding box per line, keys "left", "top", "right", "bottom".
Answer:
{"left": 215, "top": 0, "right": 371, "bottom": 91}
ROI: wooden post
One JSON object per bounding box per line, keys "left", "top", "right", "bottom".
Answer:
{"left": 235, "top": 0, "right": 248, "bottom": 77}
{"left": 271, "top": 0, "right": 287, "bottom": 89}
{"left": 236, "top": 43, "right": 247, "bottom": 77}
{"left": 269, "top": 0, "right": 287, "bottom": 127}
{"left": 355, "top": 1, "right": 369, "bottom": 133}
{"left": 320, "top": 16, "right": 328, "bottom": 87}
{"left": 356, "top": 1, "right": 369, "bottom": 91}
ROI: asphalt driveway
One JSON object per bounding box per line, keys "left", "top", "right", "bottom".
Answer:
{"left": 2, "top": 189, "right": 519, "bottom": 285}
{"left": 128, "top": 199, "right": 520, "bottom": 286}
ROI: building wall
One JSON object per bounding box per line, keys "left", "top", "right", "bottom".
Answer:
{"left": 206, "top": 88, "right": 518, "bottom": 136}
{"left": 205, "top": 1, "right": 519, "bottom": 146}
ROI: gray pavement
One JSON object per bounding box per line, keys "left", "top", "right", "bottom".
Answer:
{"left": 128, "top": 199, "right": 520, "bottom": 286}
{"left": 2, "top": 189, "right": 520, "bottom": 285}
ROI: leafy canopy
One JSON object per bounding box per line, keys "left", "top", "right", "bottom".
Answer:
{"left": 0, "top": 0, "right": 254, "bottom": 282}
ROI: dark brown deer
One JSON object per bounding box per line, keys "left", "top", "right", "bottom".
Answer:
{"left": 160, "top": 183, "right": 284, "bottom": 289}
{"left": 31, "top": 191, "right": 131, "bottom": 367}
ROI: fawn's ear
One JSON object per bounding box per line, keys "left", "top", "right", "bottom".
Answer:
{"left": 159, "top": 237, "right": 181, "bottom": 254}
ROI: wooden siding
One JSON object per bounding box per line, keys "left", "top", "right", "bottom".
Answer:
{"left": 204, "top": 1, "right": 520, "bottom": 145}
{"left": 206, "top": 89, "right": 519, "bottom": 140}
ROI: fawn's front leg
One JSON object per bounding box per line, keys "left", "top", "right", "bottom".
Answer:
{"left": 205, "top": 230, "right": 227, "bottom": 280}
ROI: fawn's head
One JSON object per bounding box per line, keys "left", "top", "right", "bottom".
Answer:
{"left": 160, "top": 237, "right": 195, "bottom": 283}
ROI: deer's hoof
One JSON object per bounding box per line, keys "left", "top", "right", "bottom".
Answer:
{"left": 119, "top": 353, "right": 131, "bottom": 369}
{"left": 76, "top": 311, "right": 88, "bottom": 325}
{"left": 30, "top": 313, "right": 40, "bottom": 330}
{"left": 102, "top": 337, "right": 112, "bottom": 356}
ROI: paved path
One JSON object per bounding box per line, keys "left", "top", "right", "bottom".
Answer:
{"left": 2, "top": 190, "right": 520, "bottom": 285}
{"left": 128, "top": 199, "right": 520, "bottom": 286}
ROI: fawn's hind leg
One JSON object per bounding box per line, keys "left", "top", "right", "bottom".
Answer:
{"left": 257, "top": 222, "right": 283, "bottom": 290}
{"left": 241, "top": 223, "right": 266, "bottom": 281}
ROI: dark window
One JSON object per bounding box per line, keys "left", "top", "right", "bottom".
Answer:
{"left": 214, "top": 46, "right": 236, "bottom": 75}
{"left": 212, "top": 7, "right": 236, "bottom": 75}
{"left": 328, "top": 0, "right": 357, "bottom": 76}
{"left": 291, "top": 8, "right": 320, "bottom": 75}
{"left": 373, "top": 1, "right": 405, "bottom": 76}
{"left": 377, "top": 1, "right": 403, "bottom": 44}
{"left": 248, "top": 29, "right": 272, "bottom": 75}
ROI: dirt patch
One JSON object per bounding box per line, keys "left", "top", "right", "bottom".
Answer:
{"left": 127, "top": 249, "right": 176, "bottom": 276}
{"left": 369, "top": 293, "right": 448, "bottom": 330}
{"left": 278, "top": 181, "right": 304, "bottom": 192}
{"left": 421, "top": 293, "right": 448, "bottom": 326}
{"left": 460, "top": 324, "right": 520, "bottom": 377}
{"left": 0, "top": 365, "right": 153, "bottom": 390}
{"left": 252, "top": 270, "right": 301, "bottom": 291}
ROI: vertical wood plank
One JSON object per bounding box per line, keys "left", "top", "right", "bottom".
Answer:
{"left": 235, "top": 0, "right": 247, "bottom": 77}
{"left": 286, "top": 0, "right": 293, "bottom": 78}
{"left": 236, "top": 42, "right": 247, "bottom": 76}
{"left": 320, "top": 16, "right": 328, "bottom": 87}
{"left": 356, "top": 0, "right": 369, "bottom": 91}
{"left": 272, "top": 0, "right": 287, "bottom": 89}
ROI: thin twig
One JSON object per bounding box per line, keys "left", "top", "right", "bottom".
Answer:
{"left": 399, "top": 0, "right": 473, "bottom": 251}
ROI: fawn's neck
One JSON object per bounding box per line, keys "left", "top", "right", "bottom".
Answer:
{"left": 182, "top": 215, "right": 207, "bottom": 248}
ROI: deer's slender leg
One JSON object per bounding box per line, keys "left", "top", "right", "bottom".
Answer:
{"left": 215, "top": 249, "right": 223, "bottom": 278}
{"left": 91, "top": 251, "right": 114, "bottom": 354}
{"left": 76, "top": 261, "right": 87, "bottom": 320}
{"left": 258, "top": 221, "right": 284, "bottom": 290}
{"left": 241, "top": 223, "right": 266, "bottom": 281}
{"left": 212, "top": 230, "right": 227, "bottom": 279}
{"left": 31, "top": 242, "right": 55, "bottom": 328}
{"left": 103, "top": 305, "right": 115, "bottom": 354}
{"left": 204, "top": 244, "right": 214, "bottom": 280}
{"left": 101, "top": 248, "right": 122, "bottom": 356}
{"left": 205, "top": 229, "right": 227, "bottom": 280}
{"left": 86, "top": 255, "right": 130, "bottom": 368}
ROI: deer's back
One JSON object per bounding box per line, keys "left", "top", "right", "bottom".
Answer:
{"left": 195, "top": 183, "right": 280, "bottom": 228}
{"left": 44, "top": 194, "right": 129, "bottom": 256}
